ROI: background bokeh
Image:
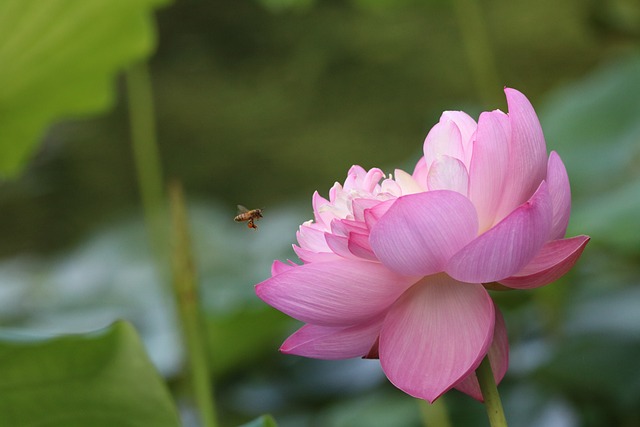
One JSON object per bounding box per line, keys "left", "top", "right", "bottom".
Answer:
{"left": 1, "top": 0, "right": 640, "bottom": 426}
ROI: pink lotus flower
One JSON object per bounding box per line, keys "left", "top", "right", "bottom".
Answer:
{"left": 255, "top": 88, "right": 589, "bottom": 403}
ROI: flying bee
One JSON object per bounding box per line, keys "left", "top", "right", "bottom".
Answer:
{"left": 234, "top": 205, "right": 263, "bottom": 230}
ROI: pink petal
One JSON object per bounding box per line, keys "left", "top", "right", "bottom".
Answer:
{"left": 370, "top": 191, "right": 478, "bottom": 277}
{"left": 255, "top": 259, "right": 418, "bottom": 327}
{"left": 441, "top": 111, "right": 478, "bottom": 165}
{"left": 292, "top": 245, "right": 342, "bottom": 263}
{"left": 446, "top": 181, "right": 553, "bottom": 283}
{"left": 547, "top": 151, "right": 572, "bottom": 240}
{"left": 424, "top": 119, "right": 465, "bottom": 170}
{"left": 495, "top": 88, "right": 548, "bottom": 221}
{"left": 352, "top": 198, "right": 383, "bottom": 222}
{"left": 427, "top": 155, "right": 469, "bottom": 195}
{"left": 271, "top": 260, "right": 298, "bottom": 275}
{"left": 325, "top": 232, "right": 359, "bottom": 260}
{"left": 454, "top": 306, "right": 509, "bottom": 401}
{"left": 412, "top": 157, "right": 429, "bottom": 189}
{"left": 280, "top": 318, "right": 383, "bottom": 360}
{"left": 348, "top": 232, "right": 378, "bottom": 261}
{"left": 468, "top": 110, "right": 510, "bottom": 232}
{"left": 312, "top": 191, "right": 332, "bottom": 228}
{"left": 363, "top": 168, "right": 385, "bottom": 192}
{"left": 343, "top": 166, "right": 385, "bottom": 193}
{"left": 297, "top": 224, "right": 331, "bottom": 252}
{"left": 363, "top": 198, "right": 396, "bottom": 230}
{"left": 328, "top": 182, "right": 342, "bottom": 203}
{"left": 499, "top": 235, "right": 590, "bottom": 289}
{"left": 379, "top": 274, "right": 494, "bottom": 403}
{"left": 394, "top": 168, "right": 425, "bottom": 194}
{"left": 380, "top": 178, "right": 402, "bottom": 196}
{"left": 441, "top": 111, "right": 477, "bottom": 140}
{"left": 337, "top": 218, "right": 369, "bottom": 234}
{"left": 343, "top": 165, "right": 367, "bottom": 191}
{"left": 329, "top": 219, "right": 349, "bottom": 236}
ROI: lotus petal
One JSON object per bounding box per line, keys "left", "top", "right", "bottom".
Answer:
{"left": 379, "top": 274, "right": 494, "bottom": 402}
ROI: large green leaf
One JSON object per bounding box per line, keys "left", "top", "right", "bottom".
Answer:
{"left": 0, "top": 0, "right": 169, "bottom": 176}
{"left": 541, "top": 54, "right": 640, "bottom": 199}
{"left": 0, "top": 320, "right": 181, "bottom": 427}
{"left": 540, "top": 54, "right": 640, "bottom": 252}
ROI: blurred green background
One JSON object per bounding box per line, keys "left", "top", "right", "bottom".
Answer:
{"left": 1, "top": 0, "right": 640, "bottom": 426}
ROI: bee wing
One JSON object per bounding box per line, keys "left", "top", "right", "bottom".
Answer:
{"left": 237, "top": 205, "right": 249, "bottom": 214}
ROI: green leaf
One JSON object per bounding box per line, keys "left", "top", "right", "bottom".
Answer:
{"left": 0, "top": 0, "right": 170, "bottom": 176}
{"left": 570, "top": 178, "right": 640, "bottom": 252}
{"left": 0, "top": 320, "right": 181, "bottom": 427}
{"left": 238, "top": 414, "right": 279, "bottom": 427}
{"left": 540, "top": 53, "right": 640, "bottom": 252}
{"left": 541, "top": 54, "right": 640, "bottom": 199}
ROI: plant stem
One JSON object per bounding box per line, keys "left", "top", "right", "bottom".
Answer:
{"left": 126, "top": 63, "right": 218, "bottom": 427}
{"left": 125, "top": 62, "right": 167, "bottom": 262}
{"left": 169, "top": 181, "right": 219, "bottom": 427}
{"left": 418, "top": 397, "right": 453, "bottom": 427}
{"left": 476, "top": 355, "right": 508, "bottom": 427}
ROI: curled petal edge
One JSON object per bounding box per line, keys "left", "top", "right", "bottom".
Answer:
{"left": 280, "top": 318, "right": 383, "bottom": 360}
{"left": 547, "top": 151, "right": 572, "bottom": 240}
{"left": 499, "top": 235, "right": 590, "bottom": 289}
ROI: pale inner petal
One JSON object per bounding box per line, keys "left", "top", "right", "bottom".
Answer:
{"left": 427, "top": 155, "right": 469, "bottom": 196}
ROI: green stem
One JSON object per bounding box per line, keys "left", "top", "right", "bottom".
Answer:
{"left": 418, "top": 396, "right": 453, "bottom": 427}
{"left": 125, "top": 62, "right": 167, "bottom": 262}
{"left": 125, "top": 63, "right": 218, "bottom": 427}
{"left": 451, "top": 0, "right": 502, "bottom": 107}
{"left": 476, "top": 355, "right": 508, "bottom": 427}
{"left": 169, "top": 181, "right": 219, "bottom": 427}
